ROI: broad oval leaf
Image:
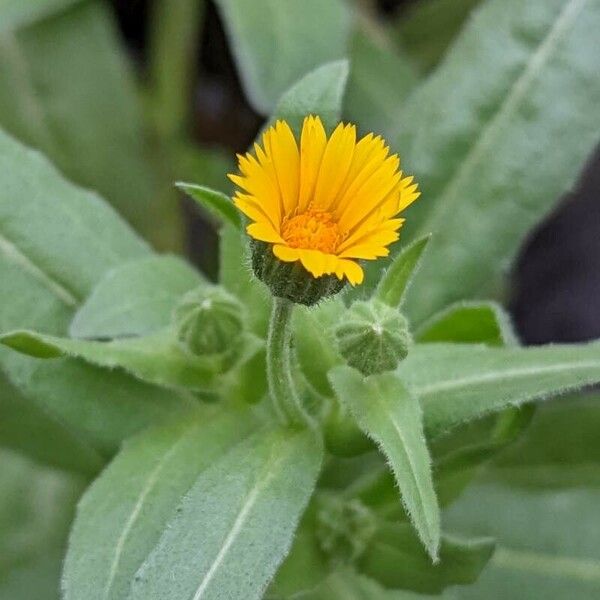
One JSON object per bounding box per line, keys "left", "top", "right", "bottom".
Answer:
{"left": 415, "top": 301, "right": 517, "bottom": 346}
{"left": 62, "top": 407, "right": 259, "bottom": 600}
{"left": 397, "top": 0, "right": 600, "bottom": 324}
{"left": 70, "top": 255, "right": 204, "bottom": 339}
{"left": 213, "top": 0, "right": 350, "bottom": 113}
{"left": 128, "top": 427, "right": 323, "bottom": 600}
{"left": 398, "top": 342, "right": 600, "bottom": 437}
{"left": 329, "top": 366, "right": 441, "bottom": 560}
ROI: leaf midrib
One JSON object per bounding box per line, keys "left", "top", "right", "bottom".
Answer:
{"left": 417, "top": 0, "right": 588, "bottom": 236}
{"left": 416, "top": 360, "right": 600, "bottom": 398}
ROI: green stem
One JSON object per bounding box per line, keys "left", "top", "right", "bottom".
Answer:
{"left": 267, "top": 297, "right": 311, "bottom": 427}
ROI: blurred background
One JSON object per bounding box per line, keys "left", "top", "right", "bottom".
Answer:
{"left": 108, "top": 0, "right": 600, "bottom": 346}
{"left": 3, "top": 0, "right": 597, "bottom": 346}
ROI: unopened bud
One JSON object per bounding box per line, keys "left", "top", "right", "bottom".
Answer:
{"left": 334, "top": 299, "right": 411, "bottom": 376}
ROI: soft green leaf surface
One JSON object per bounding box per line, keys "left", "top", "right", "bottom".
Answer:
{"left": 296, "top": 569, "right": 453, "bottom": 599}
{"left": 490, "top": 394, "right": 600, "bottom": 488}
{"left": 415, "top": 301, "right": 517, "bottom": 346}
{"left": 176, "top": 182, "right": 241, "bottom": 229}
{"left": 0, "top": 128, "right": 192, "bottom": 464}
{"left": 128, "top": 427, "right": 323, "bottom": 600}
{"left": 0, "top": 329, "right": 249, "bottom": 391}
{"left": 360, "top": 521, "right": 494, "bottom": 594}
{"left": 329, "top": 367, "right": 440, "bottom": 559}
{"left": 219, "top": 224, "right": 270, "bottom": 337}
{"left": 396, "top": 0, "right": 481, "bottom": 72}
{"left": 397, "top": 0, "right": 600, "bottom": 323}
{"left": 272, "top": 60, "right": 349, "bottom": 134}
{"left": 345, "top": 27, "right": 417, "bottom": 137}
{"left": 63, "top": 408, "right": 259, "bottom": 600}
{"left": 0, "top": 448, "right": 83, "bottom": 600}
{"left": 0, "top": 370, "right": 103, "bottom": 475}
{"left": 0, "top": 2, "right": 182, "bottom": 249}
{"left": 213, "top": 0, "right": 350, "bottom": 113}
{"left": 376, "top": 236, "right": 430, "bottom": 309}
{"left": 445, "top": 483, "right": 600, "bottom": 598}
{"left": 0, "top": 0, "right": 81, "bottom": 33}
{"left": 398, "top": 342, "right": 600, "bottom": 437}
{"left": 70, "top": 255, "right": 203, "bottom": 339}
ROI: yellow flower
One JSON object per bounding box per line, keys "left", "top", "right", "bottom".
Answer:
{"left": 229, "top": 115, "right": 420, "bottom": 286}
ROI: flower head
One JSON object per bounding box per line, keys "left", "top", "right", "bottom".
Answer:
{"left": 229, "top": 115, "right": 420, "bottom": 287}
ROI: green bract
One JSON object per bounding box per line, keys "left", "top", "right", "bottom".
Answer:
{"left": 1, "top": 0, "right": 599, "bottom": 598}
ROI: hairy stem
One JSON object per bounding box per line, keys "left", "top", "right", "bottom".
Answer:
{"left": 266, "top": 297, "right": 311, "bottom": 427}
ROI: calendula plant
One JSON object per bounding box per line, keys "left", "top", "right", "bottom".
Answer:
{"left": 1, "top": 0, "right": 600, "bottom": 599}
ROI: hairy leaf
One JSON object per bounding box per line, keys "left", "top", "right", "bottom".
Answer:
{"left": 445, "top": 483, "right": 600, "bottom": 598}
{"left": 329, "top": 367, "right": 440, "bottom": 560}
{"left": 177, "top": 182, "right": 241, "bottom": 230}
{"left": 128, "top": 427, "right": 323, "bottom": 600}
{"left": 63, "top": 408, "right": 259, "bottom": 600}
{"left": 1, "top": 329, "right": 254, "bottom": 391}
{"left": 70, "top": 255, "right": 204, "bottom": 339}
{"left": 415, "top": 301, "right": 517, "bottom": 346}
{"left": 0, "top": 2, "right": 182, "bottom": 249}
{"left": 396, "top": 0, "right": 600, "bottom": 323}
{"left": 345, "top": 27, "right": 417, "bottom": 137}
{"left": 213, "top": 0, "right": 350, "bottom": 113}
{"left": 376, "top": 236, "right": 431, "bottom": 309}
{"left": 398, "top": 342, "right": 600, "bottom": 437}
{"left": 272, "top": 60, "right": 349, "bottom": 134}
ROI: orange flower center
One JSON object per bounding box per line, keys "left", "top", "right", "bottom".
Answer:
{"left": 281, "top": 208, "right": 341, "bottom": 254}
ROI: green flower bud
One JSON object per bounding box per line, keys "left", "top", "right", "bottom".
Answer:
{"left": 316, "top": 494, "right": 376, "bottom": 565}
{"left": 334, "top": 299, "right": 411, "bottom": 376}
{"left": 250, "top": 240, "right": 345, "bottom": 306}
{"left": 173, "top": 286, "right": 244, "bottom": 362}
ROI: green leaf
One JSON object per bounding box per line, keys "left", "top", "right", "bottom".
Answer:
{"left": 345, "top": 26, "right": 418, "bottom": 137}
{"left": 219, "top": 224, "right": 270, "bottom": 337}
{"left": 0, "top": 370, "right": 103, "bottom": 475}
{"left": 415, "top": 301, "right": 517, "bottom": 346}
{"left": 295, "top": 568, "right": 453, "bottom": 599}
{"left": 329, "top": 367, "right": 441, "bottom": 560}
{"left": 0, "top": 448, "right": 83, "bottom": 600}
{"left": 396, "top": 0, "right": 481, "bottom": 72}
{"left": 398, "top": 342, "right": 600, "bottom": 437}
{"left": 176, "top": 182, "right": 241, "bottom": 230}
{"left": 0, "top": 129, "right": 192, "bottom": 463}
{"left": 128, "top": 427, "right": 323, "bottom": 600}
{"left": 213, "top": 0, "right": 350, "bottom": 114}
{"left": 63, "top": 407, "right": 259, "bottom": 600}
{"left": 359, "top": 521, "right": 494, "bottom": 594}
{"left": 1, "top": 329, "right": 260, "bottom": 391}
{"left": 376, "top": 235, "right": 430, "bottom": 309}
{"left": 490, "top": 394, "right": 600, "bottom": 488}
{"left": 0, "top": 2, "right": 183, "bottom": 250}
{"left": 70, "top": 255, "right": 205, "bottom": 339}
{"left": 272, "top": 60, "right": 349, "bottom": 134}
{"left": 445, "top": 483, "right": 600, "bottom": 598}
{"left": 397, "top": 0, "right": 600, "bottom": 324}
{"left": 0, "top": 128, "right": 149, "bottom": 312}
{"left": 0, "top": 0, "right": 81, "bottom": 33}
